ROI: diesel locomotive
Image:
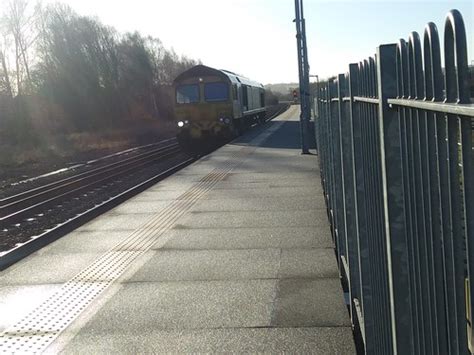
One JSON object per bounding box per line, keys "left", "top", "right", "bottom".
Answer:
{"left": 173, "top": 65, "right": 266, "bottom": 147}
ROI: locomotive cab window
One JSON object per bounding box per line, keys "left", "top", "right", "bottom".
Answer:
{"left": 176, "top": 84, "right": 200, "bottom": 104}
{"left": 204, "top": 82, "right": 229, "bottom": 102}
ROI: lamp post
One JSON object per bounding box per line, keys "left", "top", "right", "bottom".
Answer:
{"left": 294, "top": 0, "right": 311, "bottom": 154}
{"left": 310, "top": 74, "right": 319, "bottom": 118}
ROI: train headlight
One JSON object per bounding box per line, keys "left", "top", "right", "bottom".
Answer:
{"left": 224, "top": 118, "right": 231, "bottom": 124}
{"left": 177, "top": 121, "right": 185, "bottom": 128}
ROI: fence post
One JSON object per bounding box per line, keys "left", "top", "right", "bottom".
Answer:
{"left": 423, "top": 22, "right": 449, "bottom": 355}
{"left": 444, "top": 10, "right": 472, "bottom": 354}
{"left": 335, "top": 74, "right": 347, "bottom": 273}
{"left": 376, "top": 43, "right": 413, "bottom": 354}
{"left": 339, "top": 70, "right": 361, "bottom": 332}
{"left": 347, "top": 63, "right": 376, "bottom": 354}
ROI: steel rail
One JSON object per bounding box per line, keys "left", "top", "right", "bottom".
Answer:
{"left": 0, "top": 142, "right": 181, "bottom": 224}
{"left": 264, "top": 103, "right": 290, "bottom": 122}
{"left": 0, "top": 139, "right": 178, "bottom": 207}
{"left": 0, "top": 157, "right": 195, "bottom": 270}
{"left": 353, "top": 96, "right": 379, "bottom": 104}
{"left": 387, "top": 98, "right": 474, "bottom": 117}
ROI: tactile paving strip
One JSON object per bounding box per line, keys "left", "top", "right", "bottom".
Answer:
{"left": 0, "top": 145, "right": 259, "bottom": 354}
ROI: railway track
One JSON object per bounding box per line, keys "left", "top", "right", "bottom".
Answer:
{"left": 265, "top": 103, "right": 290, "bottom": 122}
{"left": 0, "top": 139, "right": 194, "bottom": 269}
{"left": 0, "top": 104, "right": 290, "bottom": 269}
{"left": 0, "top": 140, "right": 181, "bottom": 224}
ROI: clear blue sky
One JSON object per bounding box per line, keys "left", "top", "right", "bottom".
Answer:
{"left": 43, "top": 0, "right": 473, "bottom": 84}
{"left": 306, "top": 0, "right": 473, "bottom": 81}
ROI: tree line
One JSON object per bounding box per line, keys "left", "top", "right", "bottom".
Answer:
{"left": 0, "top": 0, "right": 199, "bottom": 145}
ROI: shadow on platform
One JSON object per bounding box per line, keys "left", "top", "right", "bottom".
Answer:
{"left": 232, "top": 121, "right": 316, "bottom": 150}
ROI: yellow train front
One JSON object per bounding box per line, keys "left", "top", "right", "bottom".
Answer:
{"left": 173, "top": 65, "right": 266, "bottom": 149}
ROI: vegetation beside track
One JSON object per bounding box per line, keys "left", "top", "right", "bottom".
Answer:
{"left": 0, "top": 0, "right": 198, "bottom": 174}
{"left": 0, "top": 104, "right": 287, "bottom": 187}
{"left": 0, "top": 119, "right": 177, "bottom": 184}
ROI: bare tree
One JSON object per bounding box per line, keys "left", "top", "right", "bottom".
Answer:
{"left": 0, "top": 0, "right": 199, "bottom": 131}
{"left": 2, "top": 0, "right": 39, "bottom": 95}
{"left": 0, "top": 38, "right": 13, "bottom": 97}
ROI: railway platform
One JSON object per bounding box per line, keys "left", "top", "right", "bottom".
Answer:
{"left": 0, "top": 105, "right": 355, "bottom": 354}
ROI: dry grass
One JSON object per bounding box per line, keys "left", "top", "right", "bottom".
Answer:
{"left": 0, "top": 119, "right": 176, "bottom": 169}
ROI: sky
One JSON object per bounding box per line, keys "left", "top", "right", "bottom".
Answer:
{"left": 41, "top": 0, "right": 473, "bottom": 84}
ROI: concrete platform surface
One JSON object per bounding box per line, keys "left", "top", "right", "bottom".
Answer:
{"left": 0, "top": 105, "right": 355, "bottom": 354}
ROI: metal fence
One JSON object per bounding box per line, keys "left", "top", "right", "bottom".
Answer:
{"left": 316, "top": 9, "right": 473, "bottom": 355}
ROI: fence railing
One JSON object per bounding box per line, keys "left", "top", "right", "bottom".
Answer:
{"left": 316, "top": 9, "right": 473, "bottom": 355}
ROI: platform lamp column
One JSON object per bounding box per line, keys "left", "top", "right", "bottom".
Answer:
{"left": 310, "top": 74, "right": 319, "bottom": 153}
{"left": 294, "top": 0, "right": 311, "bottom": 154}
{"left": 310, "top": 74, "right": 319, "bottom": 114}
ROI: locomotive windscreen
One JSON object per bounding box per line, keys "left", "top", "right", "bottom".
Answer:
{"left": 177, "top": 84, "right": 200, "bottom": 104}
{"left": 204, "top": 82, "right": 229, "bottom": 102}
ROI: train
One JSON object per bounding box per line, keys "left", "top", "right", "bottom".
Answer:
{"left": 173, "top": 65, "right": 266, "bottom": 147}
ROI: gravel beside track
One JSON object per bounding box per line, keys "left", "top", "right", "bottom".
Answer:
{"left": 0, "top": 152, "right": 190, "bottom": 253}
{"left": 0, "top": 138, "right": 178, "bottom": 199}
